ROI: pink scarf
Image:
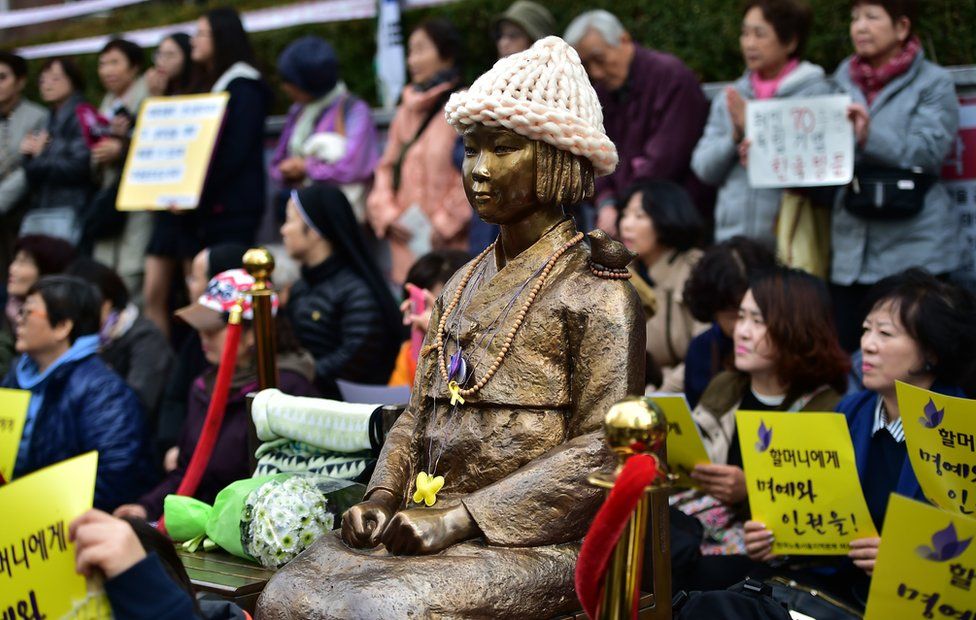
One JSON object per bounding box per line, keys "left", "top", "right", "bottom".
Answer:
{"left": 749, "top": 58, "right": 799, "bottom": 100}
{"left": 849, "top": 36, "right": 921, "bottom": 104}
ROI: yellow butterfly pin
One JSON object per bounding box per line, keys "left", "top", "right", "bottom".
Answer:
{"left": 413, "top": 471, "right": 445, "bottom": 507}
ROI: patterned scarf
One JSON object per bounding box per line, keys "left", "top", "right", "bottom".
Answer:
{"left": 849, "top": 36, "right": 921, "bottom": 104}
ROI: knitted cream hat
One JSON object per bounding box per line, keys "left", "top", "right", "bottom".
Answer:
{"left": 445, "top": 36, "right": 617, "bottom": 177}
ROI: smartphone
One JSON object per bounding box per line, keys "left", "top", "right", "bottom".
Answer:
{"left": 405, "top": 283, "right": 426, "bottom": 360}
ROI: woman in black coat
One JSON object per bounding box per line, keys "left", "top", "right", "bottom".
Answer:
{"left": 189, "top": 7, "right": 271, "bottom": 246}
{"left": 20, "top": 57, "right": 94, "bottom": 245}
{"left": 282, "top": 184, "right": 404, "bottom": 398}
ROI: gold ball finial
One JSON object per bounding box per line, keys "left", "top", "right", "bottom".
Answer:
{"left": 243, "top": 247, "right": 275, "bottom": 291}
{"left": 603, "top": 397, "right": 668, "bottom": 465}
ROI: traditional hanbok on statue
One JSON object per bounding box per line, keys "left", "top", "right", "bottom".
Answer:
{"left": 259, "top": 36, "right": 644, "bottom": 619}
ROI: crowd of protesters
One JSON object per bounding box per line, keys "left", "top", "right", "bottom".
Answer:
{"left": 0, "top": 0, "right": 974, "bottom": 614}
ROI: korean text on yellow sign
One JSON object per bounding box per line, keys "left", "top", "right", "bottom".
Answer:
{"left": 737, "top": 410, "right": 877, "bottom": 555}
{"left": 0, "top": 388, "right": 30, "bottom": 482}
{"left": 897, "top": 382, "right": 976, "bottom": 516}
{"left": 0, "top": 451, "right": 110, "bottom": 618}
{"left": 648, "top": 394, "right": 710, "bottom": 486}
{"left": 116, "top": 93, "right": 229, "bottom": 211}
{"left": 866, "top": 494, "right": 976, "bottom": 619}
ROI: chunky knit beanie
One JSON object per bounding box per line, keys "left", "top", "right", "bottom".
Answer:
{"left": 445, "top": 36, "right": 618, "bottom": 177}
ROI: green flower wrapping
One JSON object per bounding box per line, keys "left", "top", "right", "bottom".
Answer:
{"left": 164, "top": 474, "right": 365, "bottom": 568}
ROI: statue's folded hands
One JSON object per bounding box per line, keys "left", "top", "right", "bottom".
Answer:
{"left": 340, "top": 488, "right": 396, "bottom": 548}
{"left": 379, "top": 503, "right": 479, "bottom": 555}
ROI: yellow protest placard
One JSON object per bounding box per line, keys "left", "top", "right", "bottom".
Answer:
{"left": 0, "top": 451, "right": 111, "bottom": 618}
{"left": 737, "top": 410, "right": 877, "bottom": 555}
{"left": 866, "top": 494, "right": 976, "bottom": 619}
{"left": 897, "top": 382, "right": 976, "bottom": 517}
{"left": 648, "top": 394, "right": 710, "bottom": 486}
{"left": 116, "top": 93, "right": 229, "bottom": 211}
{"left": 0, "top": 388, "right": 30, "bottom": 482}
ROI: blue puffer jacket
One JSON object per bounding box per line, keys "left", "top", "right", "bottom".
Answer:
{"left": 3, "top": 335, "right": 152, "bottom": 511}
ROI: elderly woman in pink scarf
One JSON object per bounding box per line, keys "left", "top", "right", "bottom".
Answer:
{"left": 366, "top": 18, "right": 471, "bottom": 285}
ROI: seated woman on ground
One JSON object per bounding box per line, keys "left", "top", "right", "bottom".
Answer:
{"left": 617, "top": 180, "right": 706, "bottom": 392}
{"left": 155, "top": 243, "right": 248, "bottom": 472}
{"left": 388, "top": 249, "right": 470, "bottom": 387}
{"left": 672, "top": 267, "right": 849, "bottom": 590}
{"left": 744, "top": 268, "right": 976, "bottom": 608}
{"left": 1, "top": 234, "right": 75, "bottom": 376}
{"left": 3, "top": 276, "right": 151, "bottom": 510}
{"left": 67, "top": 257, "right": 174, "bottom": 427}
{"left": 114, "top": 269, "right": 318, "bottom": 521}
{"left": 680, "top": 236, "right": 776, "bottom": 408}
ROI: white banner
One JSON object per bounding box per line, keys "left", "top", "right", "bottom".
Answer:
{"left": 0, "top": 0, "right": 149, "bottom": 30}
{"left": 16, "top": 0, "right": 458, "bottom": 60}
{"left": 746, "top": 94, "right": 854, "bottom": 189}
{"left": 376, "top": 0, "right": 406, "bottom": 110}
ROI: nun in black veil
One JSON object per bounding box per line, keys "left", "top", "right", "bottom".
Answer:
{"left": 282, "top": 184, "right": 404, "bottom": 398}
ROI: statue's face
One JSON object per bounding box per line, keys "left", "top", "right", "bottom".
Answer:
{"left": 461, "top": 124, "right": 537, "bottom": 226}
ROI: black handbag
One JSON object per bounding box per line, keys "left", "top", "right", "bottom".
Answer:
{"left": 673, "top": 579, "right": 792, "bottom": 620}
{"left": 843, "top": 164, "right": 936, "bottom": 221}
{"left": 765, "top": 575, "right": 864, "bottom": 620}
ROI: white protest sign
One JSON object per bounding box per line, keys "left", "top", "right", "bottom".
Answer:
{"left": 746, "top": 94, "right": 854, "bottom": 189}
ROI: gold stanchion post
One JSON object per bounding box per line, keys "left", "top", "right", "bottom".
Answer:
{"left": 588, "top": 396, "right": 672, "bottom": 620}
{"left": 243, "top": 247, "right": 278, "bottom": 390}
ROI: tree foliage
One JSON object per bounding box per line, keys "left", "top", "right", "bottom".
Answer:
{"left": 14, "top": 0, "right": 976, "bottom": 113}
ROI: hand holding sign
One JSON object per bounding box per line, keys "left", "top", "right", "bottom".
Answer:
{"left": 746, "top": 94, "right": 854, "bottom": 188}
{"left": 0, "top": 452, "right": 110, "bottom": 618}
{"left": 865, "top": 495, "right": 976, "bottom": 619}
{"left": 737, "top": 410, "right": 877, "bottom": 555}
{"left": 70, "top": 509, "right": 147, "bottom": 579}
{"left": 897, "top": 383, "right": 976, "bottom": 516}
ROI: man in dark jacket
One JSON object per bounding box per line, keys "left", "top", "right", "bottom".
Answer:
{"left": 565, "top": 10, "right": 711, "bottom": 234}
{"left": 2, "top": 275, "right": 152, "bottom": 511}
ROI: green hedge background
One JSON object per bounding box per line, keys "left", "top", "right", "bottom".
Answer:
{"left": 10, "top": 0, "right": 976, "bottom": 114}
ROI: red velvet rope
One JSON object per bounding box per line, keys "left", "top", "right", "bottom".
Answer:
{"left": 575, "top": 454, "right": 659, "bottom": 620}
{"left": 157, "top": 320, "right": 242, "bottom": 534}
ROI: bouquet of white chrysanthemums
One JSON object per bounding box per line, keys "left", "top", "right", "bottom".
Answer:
{"left": 165, "top": 474, "right": 365, "bottom": 568}
{"left": 242, "top": 476, "right": 336, "bottom": 567}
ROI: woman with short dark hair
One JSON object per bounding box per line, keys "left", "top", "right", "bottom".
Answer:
{"left": 66, "top": 258, "right": 174, "bottom": 426}
{"left": 672, "top": 267, "right": 848, "bottom": 575}
{"left": 1, "top": 275, "right": 152, "bottom": 510}
{"left": 745, "top": 268, "right": 976, "bottom": 605}
{"left": 366, "top": 18, "right": 470, "bottom": 284}
{"left": 691, "top": 0, "right": 829, "bottom": 248}
{"left": 617, "top": 180, "right": 706, "bottom": 390}
{"left": 829, "top": 0, "right": 959, "bottom": 352}
{"left": 91, "top": 38, "right": 152, "bottom": 298}
{"left": 1, "top": 234, "right": 76, "bottom": 377}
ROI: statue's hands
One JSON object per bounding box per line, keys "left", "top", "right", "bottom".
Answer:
{"left": 380, "top": 504, "right": 478, "bottom": 555}
{"left": 341, "top": 489, "right": 397, "bottom": 548}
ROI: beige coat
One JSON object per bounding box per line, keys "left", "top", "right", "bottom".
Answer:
{"left": 692, "top": 371, "right": 844, "bottom": 464}
{"left": 633, "top": 249, "right": 706, "bottom": 390}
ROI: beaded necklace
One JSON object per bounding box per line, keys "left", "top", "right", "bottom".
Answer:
{"left": 412, "top": 230, "right": 584, "bottom": 507}
{"left": 435, "top": 230, "right": 584, "bottom": 405}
